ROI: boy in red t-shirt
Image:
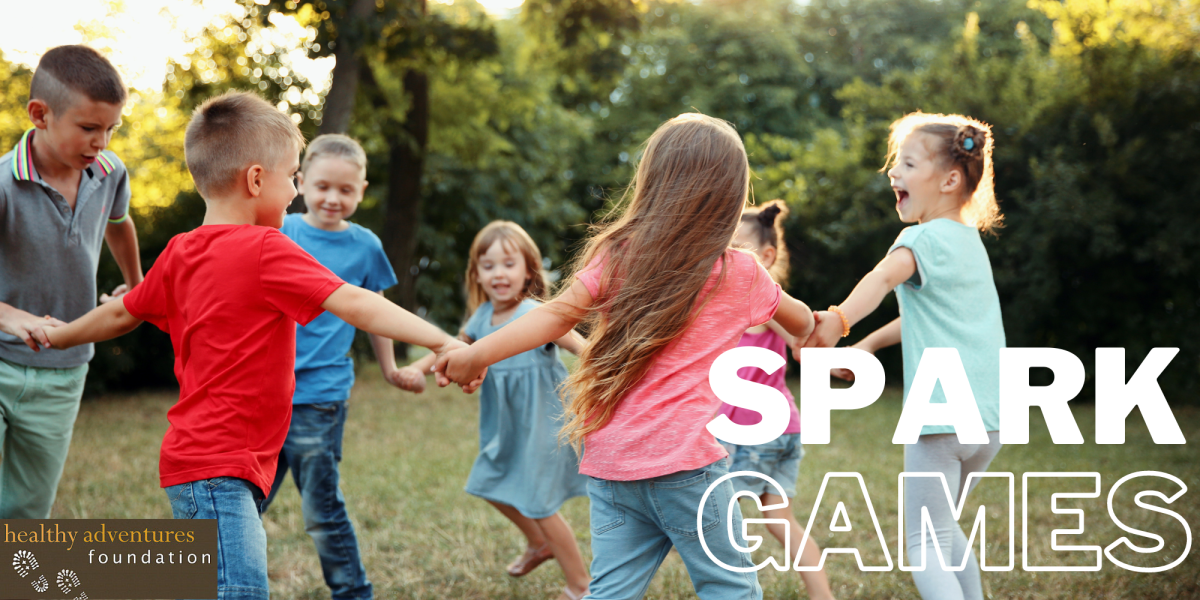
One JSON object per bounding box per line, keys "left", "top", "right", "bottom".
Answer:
{"left": 39, "top": 91, "right": 477, "bottom": 600}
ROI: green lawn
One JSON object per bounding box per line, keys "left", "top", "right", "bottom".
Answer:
{"left": 57, "top": 370, "right": 1199, "bottom": 599}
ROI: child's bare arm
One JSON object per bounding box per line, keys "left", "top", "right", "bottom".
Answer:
{"left": 773, "top": 291, "right": 815, "bottom": 341}
{"left": 101, "top": 217, "right": 144, "bottom": 302}
{"left": 806, "top": 248, "right": 916, "bottom": 349}
{"left": 43, "top": 298, "right": 141, "bottom": 350}
{"left": 366, "top": 292, "right": 401, "bottom": 378}
{"left": 408, "top": 352, "right": 438, "bottom": 373}
{"left": 322, "top": 284, "right": 457, "bottom": 352}
{"left": 435, "top": 280, "right": 591, "bottom": 384}
{"left": 553, "top": 329, "right": 587, "bottom": 356}
{"left": 763, "top": 319, "right": 795, "bottom": 346}
{"left": 832, "top": 317, "right": 901, "bottom": 381}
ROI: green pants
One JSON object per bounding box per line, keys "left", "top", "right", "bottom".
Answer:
{"left": 0, "top": 357, "right": 87, "bottom": 518}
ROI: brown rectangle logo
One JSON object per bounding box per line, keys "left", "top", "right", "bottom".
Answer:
{"left": 0, "top": 519, "right": 217, "bottom": 599}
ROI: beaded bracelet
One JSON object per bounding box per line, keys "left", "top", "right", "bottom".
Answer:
{"left": 827, "top": 305, "right": 850, "bottom": 338}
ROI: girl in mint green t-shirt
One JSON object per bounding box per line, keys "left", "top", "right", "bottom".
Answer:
{"left": 804, "top": 112, "right": 1004, "bottom": 600}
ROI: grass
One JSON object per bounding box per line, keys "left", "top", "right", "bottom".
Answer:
{"left": 57, "top": 370, "right": 1200, "bottom": 599}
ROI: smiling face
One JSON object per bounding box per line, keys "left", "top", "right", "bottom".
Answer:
{"left": 298, "top": 156, "right": 367, "bottom": 231}
{"left": 254, "top": 154, "right": 300, "bottom": 229}
{"left": 31, "top": 93, "right": 124, "bottom": 173}
{"left": 887, "top": 132, "right": 955, "bottom": 224}
{"left": 475, "top": 240, "right": 531, "bottom": 307}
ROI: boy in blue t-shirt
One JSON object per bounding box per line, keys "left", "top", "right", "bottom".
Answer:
{"left": 263, "top": 134, "right": 423, "bottom": 600}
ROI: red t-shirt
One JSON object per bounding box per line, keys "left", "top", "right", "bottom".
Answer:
{"left": 123, "top": 225, "right": 345, "bottom": 495}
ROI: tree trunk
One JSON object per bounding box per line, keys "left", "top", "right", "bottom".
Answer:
{"left": 317, "top": 0, "right": 375, "bottom": 135}
{"left": 382, "top": 68, "right": 429, "bottom": 359}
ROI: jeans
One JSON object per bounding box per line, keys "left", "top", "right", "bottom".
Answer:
{"left": 0, "top": 358, "right": 87, "bottom": 518}
{"left": 262, "top": 401, "right": 372, "bottom": 600}
{"left": 166, "top": 476, "right": 268, "bottom": 600}
{"left": 585, "top": 459, "right": 761, "bottom": 600}
{"left": 720, "top": 433, "right": 804, "bottom": 498}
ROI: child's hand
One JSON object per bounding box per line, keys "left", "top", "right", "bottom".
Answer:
{"left": 801, "top": 311, "right": 845, "bottom": 350}
{"left": 433, "top": 346, "right": 486, "bottom": 387}
{"left": 0, "top": 309, "right": 64, "bottom": 351}
{"left": 99, "top": 284, "right": 129, "bottom": 304}
{"left": 386, "top": 366, "right": 427, "bottom": 393}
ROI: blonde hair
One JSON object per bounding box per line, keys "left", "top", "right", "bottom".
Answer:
{"left": 302, "top": 133, "right": 367, "bottom": 177}
{"left": 560, "top": 113, "right": 749, "bottom": 449}
{"left": 884, "top": 111, "right": 1002, "bottom": 235}
{"left": 465, "top": 221, "right": 550, "bottom": 316}
{"left": 739, "top": 199, "right": 790, "bottom": 285}
{"left": 185, "top": 91, "right": 305, "bottom": 198}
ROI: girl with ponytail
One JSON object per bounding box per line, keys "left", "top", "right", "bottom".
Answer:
{"left": 719, "top": 200, "right": 835, "bottom": 600}
{"left": 804, "top": 112, "right": 1005, "bottom": 600}
{"left": 435, "top": 113, "right": 816, "bottom": 599}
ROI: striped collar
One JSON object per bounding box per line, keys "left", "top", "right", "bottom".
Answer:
{"left": 10, "top": 128, "right": 116, "bottom": 181}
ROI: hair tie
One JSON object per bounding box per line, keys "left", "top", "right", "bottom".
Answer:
{"left": 963, "top": 137, "right": 975, "bottom": 151}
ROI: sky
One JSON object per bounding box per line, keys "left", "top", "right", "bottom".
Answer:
{"left": 0, "top": 0, "right": 524, "bottom": 92}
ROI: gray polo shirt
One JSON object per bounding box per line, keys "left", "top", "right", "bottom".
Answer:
{"left": 0, "top": 128, "right": 131, "bottom": 368}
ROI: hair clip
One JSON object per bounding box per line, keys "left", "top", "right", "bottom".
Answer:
{"left": 963, "top": 137, "right": 976, "bottom": 151}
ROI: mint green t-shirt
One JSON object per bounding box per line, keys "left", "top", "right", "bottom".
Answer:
{"left": 888, "top": 219, "right": 1005, "bottom": 436}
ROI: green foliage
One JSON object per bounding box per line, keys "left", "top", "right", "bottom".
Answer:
{"left": 1, "top": 0, "right": 1195, "bottom": 400}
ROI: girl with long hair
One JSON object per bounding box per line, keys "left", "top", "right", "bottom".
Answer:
{"left": 435, "top": 113, "right": 815, "bottom": 599}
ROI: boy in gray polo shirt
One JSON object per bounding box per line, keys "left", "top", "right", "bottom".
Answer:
{"left": 0, "top": 45, "right": 143, "bottom": 518}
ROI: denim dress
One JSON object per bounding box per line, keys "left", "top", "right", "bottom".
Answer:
{"left": 463, "top": 299, "right": 588, "bottom": 518}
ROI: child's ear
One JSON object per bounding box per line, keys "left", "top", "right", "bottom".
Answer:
{"left": 940, "top": 168, "right": 964, "bottom": 195}
{"left": 245, "top": 165, "right": 265, "bottom": 197}
{"left": 295, "top": 171, "right": 306, "bottom": 187}
{"left": 760, "top": 245, "right": 777, "bottom": 270}
{"left": 26, "top": 99, "right": 51, "bottom": 129}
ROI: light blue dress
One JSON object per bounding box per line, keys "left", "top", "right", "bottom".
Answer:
{"left": 463, "top": 299, "right": 588, "bottom": 518}
{"left": 888, "top": 219, "right": 1007, "bottom": 436}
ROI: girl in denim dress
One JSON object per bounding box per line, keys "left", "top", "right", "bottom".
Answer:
{"left": 412, "top": 220, "right": 590, "bottom": 600}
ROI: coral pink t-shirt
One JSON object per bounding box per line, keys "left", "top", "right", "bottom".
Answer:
{"left": 575, "top": 249, "right": 782, "bottom": 481}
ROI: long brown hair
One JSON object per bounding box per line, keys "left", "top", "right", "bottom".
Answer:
{"left": 464, "top": 221, "right": 549, "bottom": 315}
{"left": 738, "top": 199, "right": 790, "bottom": 285}
{"left": 884, "top": 111, "right": 1002, "bottom": 234}
{"left": 559, "top": 113, "right": 750, "bottom": 449}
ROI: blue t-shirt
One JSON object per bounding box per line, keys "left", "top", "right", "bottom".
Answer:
{"left": 888, "top": 219, "right": 1006, "bottom": 436}
{"left": 282, "top": 214, "right": 399, "bottom": 404}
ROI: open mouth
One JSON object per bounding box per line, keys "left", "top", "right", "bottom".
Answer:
{"left": 894, "top": 188, "right": 909, "bottom": 205}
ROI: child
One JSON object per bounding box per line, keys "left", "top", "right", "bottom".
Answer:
{"left": 719, "top": 200, "right": 835, "bottom": 600}
{"left": 411, "top": 221, "right": 590, "bottom": 600}
{"left": 0, "top": 45, "right": 143, "bottom": 518}
{"left": 38, "top": 91, "right": 476, "bottom": 600}
{"left": 257, "top": 134, "right": 406, "bottom": 600}
{"left": 435, "top": 113, "right": 816, "bottom": 600}
{"left": 804, "top": 112, "right": 1004, "bottom": 600}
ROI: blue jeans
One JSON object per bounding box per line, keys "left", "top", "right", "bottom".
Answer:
{"left": 262, "top": 401, "right": 372, "bottom": 600}
{"left": 585, "top": 459, "right": 761, "bottom": 600}
{"left": 720, "top": 433, "right": 804, "bottom": 498}
{"left": 166, "top": 476, "right": 268, "bottom": 600}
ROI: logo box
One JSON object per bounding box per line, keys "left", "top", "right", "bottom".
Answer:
{"left": 0, "top": 519, "right": 217, "bottom": 599}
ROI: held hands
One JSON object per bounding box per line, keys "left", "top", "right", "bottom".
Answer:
{"left": 432, "top": 345, "right": 486, "bottom": 391}
{"left": 385, "top": 366, "right": 427, "bottom": 393}
{"left": 801, "top": 311, "right": 845, "bottom": 351}
{"left": 0, "top": 308, "right": 65, "bottom": 351}
{"left": 431, "top": 338, "right": 487, "bottom": 394}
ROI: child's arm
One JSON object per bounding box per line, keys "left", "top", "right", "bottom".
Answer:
{"left": 322, "top": 285, "right": 456, "bottom": 351}
{"left": 553, "top": 329, "right": 587, "bottom": 356}
{"left": 805, "top": 247, "right": 916, "bottom": 349}
{"left": 435, "top": 280, "right": 592, "bottom": 384}
{"left": 100, "top": 217, "right": 144, "bottom": 302}
{"left": 832, "top": 317, "right": 901, "bottom": 381}
{"left": 365, "top": 291, "right": 413, "bottom": 389}
{"left": 42, "top": 298, "right": 142, "bottom": 350}
{"left": 773, "top": 291, "right": 816, "bottom": 342}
